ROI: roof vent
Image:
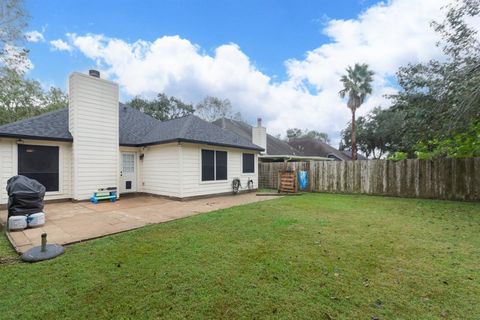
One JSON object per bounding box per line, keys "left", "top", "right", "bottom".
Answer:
{"left": 89, "top": 69, "right": 100, "bottom": 78}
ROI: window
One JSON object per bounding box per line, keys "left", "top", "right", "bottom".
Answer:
{"left": 201, "top": 150, "right": 215, "bottom": 181}
{"left": 122, "top": 153, "right": 135, "bottom": 173}
{"left": 201, "top": 149, "right": 228, "bottom": 181}
{"left": 215, "top": 151, "right": 227, "bottom": 180}
{"left": 18, "top": 144, "right": 59, "bottom": 192}
{"left": 242, "top": 153, "right": 255, "bottom": 173}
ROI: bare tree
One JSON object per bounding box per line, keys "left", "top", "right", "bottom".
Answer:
{"left": 195, "top": 96, "right": 234, "bottom": 122}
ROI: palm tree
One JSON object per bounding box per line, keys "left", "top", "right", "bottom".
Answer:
{"left": 339, "top": 63, "right": 374, "bottom": 160}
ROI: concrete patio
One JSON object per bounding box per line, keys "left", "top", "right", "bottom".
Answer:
{"left": 1, "top": 193, "right": 276, "bottom": 254}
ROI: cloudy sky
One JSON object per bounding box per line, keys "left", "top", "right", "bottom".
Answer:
{"left": 24, "top": 0, "right": 453, "bottom": 145}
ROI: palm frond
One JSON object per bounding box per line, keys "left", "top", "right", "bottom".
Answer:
{"left": 339, "top": 63, "right": 375, "bottom": 109}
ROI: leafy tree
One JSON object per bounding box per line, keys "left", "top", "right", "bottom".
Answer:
{"left": 338, "top": 0, "right": 479, "bottom": 159}
{"left": 0, "top": 0, "right": 28, "bottom": 68}
{"left": 195, "top": 96, "right": 236, "bottom": 122}
{"left": 286, "top": 128, "right": 330, "bottom": 144}
{"left": 386, "top": 0, "right": 480, "bottom": 155}
{"left": 128, "top": 93, "right": 194, "bottom": 121}
{"left": 387, "top": 152, "right": 408, "bottom": 161}
{"left": 286, "top": 128, "right": 304, "bottom": 141}
{"left": 0, "top": 0, "right": 68, "bottom": 128}
{"left": 340, "top": 107, "right": 403, "bottom": 159}
{"left": 339, "top": 63, "right": 374, "bottom": 160}
{"left": 0, "top": 68, "right": 68, "bottom": 125}
{"left": 415, "top": 122, "right": 480, "bottom": 159}
{"left": 232, "top": 111, "right": 243, "bottom": 122}
{"left": 305, "top": 130, "right": 330, "bottom": 144}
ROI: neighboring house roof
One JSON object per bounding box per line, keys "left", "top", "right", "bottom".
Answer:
{"left": 287, "top": 137, "right": 353, "bottom": 160}
{"left": 212, "top": 118, "right": 303, "bottom": 156}
{"left": 0, "top": 104, "right": 263, "bottom": 151}
{"left": 341, "top": 150, "right": 367, "bottom": 160}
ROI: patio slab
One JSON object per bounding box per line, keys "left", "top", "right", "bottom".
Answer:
{"left": 1, "top": 193, "right": 276, "bottom": 254}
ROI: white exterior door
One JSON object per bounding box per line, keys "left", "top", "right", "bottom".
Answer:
{"left": 120, "top": 152, "right": 137, "bottom": 193}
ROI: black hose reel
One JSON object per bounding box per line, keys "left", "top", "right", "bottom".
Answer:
{"left": 232, "top": 178, "right": 254, "bottom": 194}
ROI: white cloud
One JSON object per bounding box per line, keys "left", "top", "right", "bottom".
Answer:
{"left": 50, "top": 39, "right": 73, "bottom": 52}
{"left": 59, "top": 0, "right": 452, "bottom": 146}
{"left": 25, "top": 30, "right": 44, "bottom": 42}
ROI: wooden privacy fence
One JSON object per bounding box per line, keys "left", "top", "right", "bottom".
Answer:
{"left": 258, "top": 158, "right": 480, "bottom": 201}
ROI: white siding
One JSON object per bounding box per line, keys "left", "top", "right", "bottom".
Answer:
{"left": 1, "top": 137, "right": 258, "bottom": 203}
{"left": 69, "top": 72, "right": 119, "bottom": 200}
{"left": 0, "top": 139, "right": 15, "bottom": 205}
{"left": 180, "top": 143, "right": 259, "bottom": 198}
{"left": 141, "top": 143, "right": 181, "bottom": 197}
{"left": 0, "top": 139, "right": 73, "bottom": 205}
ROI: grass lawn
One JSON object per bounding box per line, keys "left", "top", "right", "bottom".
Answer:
{"left": 0, "top": 194, "right": 479, "bottom": 319}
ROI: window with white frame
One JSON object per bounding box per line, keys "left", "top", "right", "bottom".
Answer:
{"left": 201, "top": 149, "right": 227, "bottom": 181}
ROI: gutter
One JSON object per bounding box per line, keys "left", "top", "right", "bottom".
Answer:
{"left": 1, "top": 135, "right": 264, "bottom": 152}
{"left": 259, "top": 155, "right": 333, "bottom": 161}
{"left": 123, "top": 138, "right": 264, "bottom": 152}
{"left": 0, "top": 133, "right": 73, "bottom": 142}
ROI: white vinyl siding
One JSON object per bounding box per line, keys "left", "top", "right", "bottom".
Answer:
{"left": 0, "top": 138, "right": 73, "bottom": 205}
{"left": 69, "top": 73, "right": 119, "bottom": 200}
{"left": 180, "top": 143, "right": 258, "bottom": 198}
{"left": 141, "top": 143, "right": 181, "bottom": 198}
{"left": 0, "top": 139, "right": 15, "bottom": 205}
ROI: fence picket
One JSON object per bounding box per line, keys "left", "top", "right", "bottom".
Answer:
{"left": 258, "top": 158, "right": 480, "bottom": 201}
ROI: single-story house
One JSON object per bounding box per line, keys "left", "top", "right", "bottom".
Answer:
{"left": 213, "top": 117, "right": 302, "bottom": 157}
{"left": 287, "top": 136, "right": 366, "bottom": 161}
{"left": 212, "top": 118, "right": 343, "bottom": 162}
{"left": 0, "top": 71, "right": 263, "bottom": 206}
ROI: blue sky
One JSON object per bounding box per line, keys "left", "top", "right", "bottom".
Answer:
{"left": 26, "top": 0, "right": 378, "bottom": 88}
{"left": 23, "top": 0, "right": 448, "bottom": 142}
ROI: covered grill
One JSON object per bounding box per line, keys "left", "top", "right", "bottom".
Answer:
{"left": 6, "top": 175, "right": 46, "bottom": 218}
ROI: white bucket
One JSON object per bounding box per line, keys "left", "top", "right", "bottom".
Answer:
{"left": 8, "top": 216, "right": 27, "bottom": 231}
{"left": 27, "top": 212, "right": 45, "bottom": 228}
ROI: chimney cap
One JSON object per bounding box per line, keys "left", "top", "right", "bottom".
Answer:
{"left": 89, "top": 69, "right": 100, "bottom": 78}
{"left": 257, "top": 117, "right": 262, "bottom": 127}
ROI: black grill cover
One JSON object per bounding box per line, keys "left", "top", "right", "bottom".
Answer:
{"left": 7, "top": 175, "right": 46, "bottom": 217}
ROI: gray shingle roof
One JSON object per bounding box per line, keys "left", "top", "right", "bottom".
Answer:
{"left": 212, "top": 118, "right": 303, "bottom": 156}
{"left": 212, "top": 117, "right": 358, "bottom": 160}
{"left": 288, "top": 137, "right": 358, "bottom": 160}
{"left": 0, "top": 104, "right": 263, "bottom": 151}
{"left": 0, "top": 108, "right": 72, "bottom": 141}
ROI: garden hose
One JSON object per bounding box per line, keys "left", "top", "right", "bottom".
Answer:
{"left": 232, "top": 178, "right": 254, "bottom": 194}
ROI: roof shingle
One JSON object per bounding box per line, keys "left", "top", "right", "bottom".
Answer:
{"left": 212, "top": 118, "right": 302, "bottom": 156}
{"left": 0, "top": 104, "right": 263, "bottom": 151}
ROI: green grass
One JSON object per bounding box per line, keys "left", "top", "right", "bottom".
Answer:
{"left": 0, "top": 194, "right": 479, "bottom": 319}
{"left": 0, "top": 225, "right": 18, "bottom": 263}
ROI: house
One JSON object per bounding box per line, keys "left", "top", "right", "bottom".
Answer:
{"left": 212, "top": 118, "right": 349, "bottom": 162}
{"left": 287, "top": 136, "right": 365, "bottom": 161}
{"left": 213, "top": 118, "right": 302, "bottom": 155}
{"left": 0, "top": 71, "right": 263, "bottom": 206}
